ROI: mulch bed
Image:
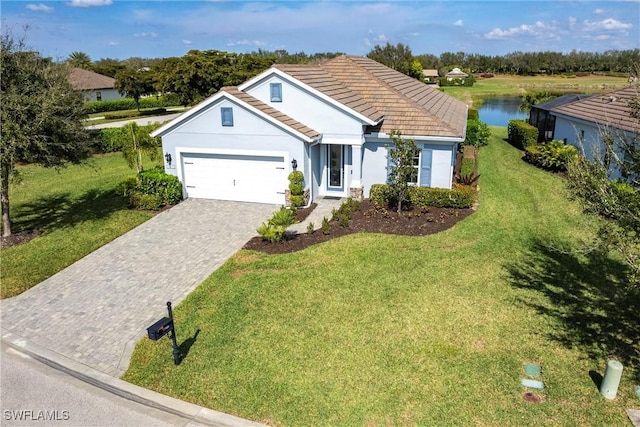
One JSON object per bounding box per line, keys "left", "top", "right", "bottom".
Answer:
{"left": 1, "top": 228, "right": 44, "bottom": 249}
{"left": 243, "top": 199, "right": 475, "bottom": 254}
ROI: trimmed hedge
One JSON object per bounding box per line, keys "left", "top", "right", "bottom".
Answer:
{"left": 507, "top": 119, "right": 538, "bottom": 150}
{"left": 369, "top": 183, "right": 475, "bottom": 209}
{"left": 103, "top": 108, "right": 166, "bottom": 120}
{"left": 138, "top": 167, "right": 183, "bottom": 205}
{"left": 84, "top": 94, "right": 182, "bottom": 114}
{"left": 91, "top": 123, "right": 161, "bottom": 153}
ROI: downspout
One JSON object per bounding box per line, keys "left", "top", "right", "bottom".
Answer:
{"left": 304, "top": 139, "right": 321, "bottom": 208}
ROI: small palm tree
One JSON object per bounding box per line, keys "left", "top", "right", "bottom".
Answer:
{"left": 67, "top": 51, "right": 92, "bottom": 69}
{"left": 122, "top": 122, "right": 160, "bottom": 173}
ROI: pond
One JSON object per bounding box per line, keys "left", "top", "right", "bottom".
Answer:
{"left": 477, "top": 96, "right": 528, "bottom": 126}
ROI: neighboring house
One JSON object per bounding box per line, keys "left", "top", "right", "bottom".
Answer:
{"left": 68, "top": 67, "right": 123, "bottom": 102}
{"left": 529, "top": 94, "right": 592, "bottom": 142}
{"left": 151, "top": 55, "right": 468, "bottom": 205}
{"left": 551, "top": 86, "right": 639, "bottom": 178}
{"left": 445, "top": 68, "right": 468, "bottom": 81}
{"left": 422, "top": 69, "right": 439, "bottom": 84}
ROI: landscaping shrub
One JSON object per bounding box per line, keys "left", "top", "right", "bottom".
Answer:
{"left": 467, "top": 109, "right": 479, "bottom": 120}
{"left": 138, "top": 167, "right": 183, "bottom": 205}
{"left": 370, "top": 184, "right": 475, "bottom": 209}
{"left": 524, "top": 140, "right": 578, "bottom": 171}
{"left": 464, "top": 119, "right": 491, "bottom": 147}
{"left": 287, "top": 171, "right": 305, "bottom": 208}
{"left": 257, "top": 206, "right": 297, "bottom": 243}
{"left": 508, "top": 119, "right": 538, "bottom": 150}
{"left": 129, "top": 192, "right": 162, "bottom": 210}
{"left": 103, "top": 108, "right": 167, "bottom": 120}
{"left": 460, "top": 157, "right": 475, "bottom": 179}
{"left": 409, "top": 185, "right": 475, "bottom": 208}
{"left": 321, "top": 217, "right": 331, "bottom": 235}
{"left": 117, "top": 167, "right": 182, "bottom": 210}
{"left": 92, "top": 124, "right": 161, "bottom": 153}
{"left": 84, "top": 95, "right": 181, "bottom": 114}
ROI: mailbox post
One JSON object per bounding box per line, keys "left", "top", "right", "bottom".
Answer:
{"left": 146, "top": 301, "right": 181, "bottom": 365}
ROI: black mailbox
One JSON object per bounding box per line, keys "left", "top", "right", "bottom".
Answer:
{"left": 147, "top": 316, "right": 173, "bottom": 341}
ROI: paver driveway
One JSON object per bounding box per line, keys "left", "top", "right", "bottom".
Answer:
{"left": 1, "top": 199, "right": 276, "bottom": 376}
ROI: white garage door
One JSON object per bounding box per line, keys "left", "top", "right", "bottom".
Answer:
{"left": 182, "top": 153, "right": 286, "bottom": 204}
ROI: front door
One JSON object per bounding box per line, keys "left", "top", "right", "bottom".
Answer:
{"left": 328, "top": 144, "right": 344, "bottom": 190}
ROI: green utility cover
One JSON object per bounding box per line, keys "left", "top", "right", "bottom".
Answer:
{"left": 524, "top": 363, "right": 542, "bottom": 377}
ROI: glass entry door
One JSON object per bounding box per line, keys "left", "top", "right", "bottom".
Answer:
{"left": 328, "top": 144, "right": 343, "bottom": 188}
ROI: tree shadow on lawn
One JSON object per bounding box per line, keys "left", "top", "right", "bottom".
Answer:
{"left": 11, "top": 188, "right": 128, "bottom": 234}
{"left": 505, "top": 238, "right": 639, "bottom": 381}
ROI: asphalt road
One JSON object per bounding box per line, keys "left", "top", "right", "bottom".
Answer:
{"left": 0, "top": 344, "right": 206, "bottom": 427}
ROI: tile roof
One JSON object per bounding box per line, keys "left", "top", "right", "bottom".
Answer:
{"left": 221, "top": 87, "right": 320, "bottom": 140}
{"left": 68, "top": 68, "right": 115, "bottom": 91}
{"left": 317, "top": 55, "right": 468, "bottom": 138}
{"left": 551, "top": 86, "right": 639, "bottom": 134}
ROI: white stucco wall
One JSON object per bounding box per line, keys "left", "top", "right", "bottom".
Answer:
{"left": 361, "top": 139, "right": 457, "bottom": 196}
{"left": 244, "top": 74, "right": 366, "bottom": 139}
{"left": 160, "top": 97, "right": 306, "bottom": 183}
{"left": 82, "top": 88, "right": 123, "bottom": 102}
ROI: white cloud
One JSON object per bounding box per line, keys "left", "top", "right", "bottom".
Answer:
{"left": 26, "top": 3, "right": 54, "bottom": 12}
{"left": 568, "top": 16, "right": 577, "bottom": 30}
{"left": 453, "top": 19, "right": 463, "bottom": 27}
{"left": 364, "top": 33, "right": 387, "bottom": 46}
{"left": 594, "top": 8, "right": 605, "bottom": 15}
{"left": 583, "top": 18, "right": 632, "bottom": 32}
{"left": 183, "top": 40, "right": 192, "bottom": 46}
{"left": 108, "top": 41, "right": 119, "bottom": 46}
{"left": 68, "top": 0, "right": 112, "bottom": 7}
{"left": 133, "top": 32, "right": 158, "bottom": 38}
{"left": 484, "top": 21, "right": 554, "bottom": 39}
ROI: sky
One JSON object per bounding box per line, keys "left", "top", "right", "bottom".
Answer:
{"left": 2, "top": 0, "right": 639, "bottom": 61}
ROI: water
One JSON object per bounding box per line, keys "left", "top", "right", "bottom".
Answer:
{"left": 477, "top": 96, "right": 528, "bottom": 126}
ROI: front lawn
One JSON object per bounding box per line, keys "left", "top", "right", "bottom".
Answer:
{"left": 1, "top": 153, "right": 158, "bottom": 299}
{"left": 123, "top": 129, "right": 638, "bottom": 426}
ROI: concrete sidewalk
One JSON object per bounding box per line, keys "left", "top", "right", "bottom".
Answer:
{"left": 289, "top": 196, "right": 346, "bottom": 234}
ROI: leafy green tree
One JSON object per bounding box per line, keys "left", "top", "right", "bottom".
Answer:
{"left": 367, "top": 43, "right": 423, "bottom": 81}
{"left": 121, "top": 122, "right": 161, "bottom": 173}
{"left": 386, "top": 131, "right": 419, "bottom": 213}
{"left": 66, "top": 51, "right": 92, "bottom": 69}
{"left": 1, "top": 29, "right": 90, "bottom": 236}
{"left": 114, "top": 68, "right": 155, "bottom": 110}
{"left": 565, "top": 83, "right": 640, "bottom": 286}
{"left": 92, "top": 58, "right": 127, "bottom": 78}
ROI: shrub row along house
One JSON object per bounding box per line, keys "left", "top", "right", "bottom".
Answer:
{"left": 151, "top": 55, "right": 468, "bottom": 205}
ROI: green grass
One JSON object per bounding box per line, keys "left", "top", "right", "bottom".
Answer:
{"left": 123, "top": 129, "right": 639, "bottom": 426}
{"left": 441, "top": 74, "right": 629, "bottom": 106}
{"left": 1, "top": 153, "right": 158, "bottom": 299}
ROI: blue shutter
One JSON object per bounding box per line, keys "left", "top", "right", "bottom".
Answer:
{"left": 419, "top": 147, "right": 432, "bottom": 187}
{"left": 270, "top": 83, "right": 282, "bottom": 102}
{"left": 221, "top": 107, "right": 233, "bottom": 126}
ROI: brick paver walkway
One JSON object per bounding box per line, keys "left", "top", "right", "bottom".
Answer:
{"left": 1, "top": 199, "right": 275, "bottom": 376}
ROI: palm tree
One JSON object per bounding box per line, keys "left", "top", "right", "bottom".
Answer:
{"left": 67, "top": 51, "right": 92, "bottom": 69}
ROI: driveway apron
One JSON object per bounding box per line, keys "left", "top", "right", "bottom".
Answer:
{"left": 1, "top": 199, "right": 275, "bottom": 377}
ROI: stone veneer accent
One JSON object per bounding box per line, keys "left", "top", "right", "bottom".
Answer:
{"left": 350, "top": 186, "right": 364, "bottom": 201}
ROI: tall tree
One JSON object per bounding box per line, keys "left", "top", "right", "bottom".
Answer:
{"left": 114, "top": 68, "right": 155, "bottom": 110}
{"left": 367, "top": 42, "right": 423, "bottom": 81}
{"left": 386, "top": 131, "right": 419, "bottom": 213}
{"left": 66, "top": 51, "right": 92, "bottom": 69}
{"left": 1, "top": 29, "right": 90, "bottom": 236}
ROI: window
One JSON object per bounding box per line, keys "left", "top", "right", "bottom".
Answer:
{"left": 96, "top": 91, "right": 102, "bottom": 101}
{"left": 221, "top": 107, "right": 234, "bottom": 126}
{"left": 270, "top": 83, "right": 282, "bottom": 102}
{"left": 409, "top": 151, "right": 419, "bottom": 185}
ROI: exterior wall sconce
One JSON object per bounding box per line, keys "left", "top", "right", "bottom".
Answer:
{"left": 291, "top": 158, "right": 297, "bottom": 170}
{"left": 164, "top": 152, "right": 172, "bottom": 167}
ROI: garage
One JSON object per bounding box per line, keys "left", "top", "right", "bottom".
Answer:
{"left": 181, "top": 152, "right": 287, "bottom": 204}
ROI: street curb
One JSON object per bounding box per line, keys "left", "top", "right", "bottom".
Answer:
{"left": 2, "top": 332, "right": 265, "bottom": 427}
